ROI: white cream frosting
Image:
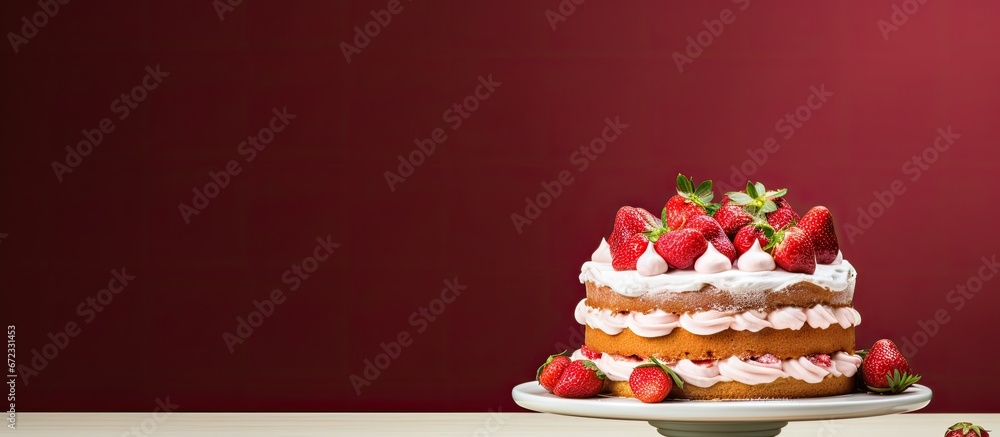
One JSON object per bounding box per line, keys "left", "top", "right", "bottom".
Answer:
{"left": 736, "top": 240, "right": 775, "bottom": 272}
{"left": 831, "top": 250, "right": 843, "bottom": 265}
{"left": 636, "top": 242, "right": 668, "bottom": 276}
{"left": 694, "top": 243, "right": 731, "bottom": 274}
{"left": 570, "top": 349, "right": 862, "bottom": 386}
{"left": 579, "top": 260, "right": 856, "bottom": 296}
{"left": 574, "top": 300, "right": 861, "bottom": 337}
{"left": 591, "top": 238, "right": 613, "bottom": 263}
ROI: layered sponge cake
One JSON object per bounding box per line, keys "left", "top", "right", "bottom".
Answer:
{"left": 566, "top": 175, "right": 862, "bottom": 400}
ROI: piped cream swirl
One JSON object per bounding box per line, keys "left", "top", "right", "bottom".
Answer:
{"left": 694, "top": 243, "right": 732, "bottom": 274}
{"left": 736, "top": 240, "right": 775, "bottom": 272}
{"left": 636, "top": 242, "right": 669, "bottom": 276}
{"left": 569, "top": 349, "right": 641, "bottom": 381}
{"left": 591, "top": 238, "right": 613, "bottom": 263}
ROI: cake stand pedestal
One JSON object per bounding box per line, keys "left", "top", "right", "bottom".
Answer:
{"left": 511, "top": 382, "right": 932, "bottom": 437}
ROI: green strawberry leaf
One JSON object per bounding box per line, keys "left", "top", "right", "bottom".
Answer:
{"left": 760, "top": 199, "right": 778, "bottom": 213}
{"left": 676, "top": 174, "right": 693, "bottom": 195}
{"left": 705, "top": 203, "right": 721, "bottom": 216}
{"left": 660, "top": 207, "right": 668, "bottom": 228}
{"left": 649, "top": 356, "right": 685, "bottom": 389}
{"left": 765, "top": 188, "right": 787, "bottom": 199}
{"left": 643, "top": 226, "right": 669, "bottom": 242}
{"left": 694, "top": 180, "right": 712, "bottom": 198}
{"left": 754, "top": 182, "right": 765, "bottom": 197}
{"left": 728, "top": 192, "right": 754, "bottom": 204}
{"left": 763, "top": 228, "right": 784, "bottom": 251}
{"left": 745, "top": 181, "right": 758, "bottom": 198}
{"left": 579, "top": 360, "right": 607, "bottom": 380}
{"left": 947, "top": 423, "right": 989, "bottom": 437}
{"left": 868, "top": 369, "right": 921, "bottom": 394}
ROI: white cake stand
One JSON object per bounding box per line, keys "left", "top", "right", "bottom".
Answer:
{"left": 512, "top": 382, "right": 932, "bottom": 436}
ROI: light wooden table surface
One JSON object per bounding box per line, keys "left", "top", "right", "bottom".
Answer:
{"left": 2, "top": 413, "right": 995, "bottom": 436}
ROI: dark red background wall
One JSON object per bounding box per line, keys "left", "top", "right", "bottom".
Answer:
{"left": 2, "top": 0, "right": 999, "bottom": 413}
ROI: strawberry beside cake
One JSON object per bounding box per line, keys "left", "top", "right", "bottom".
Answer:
{"left": 538, "top": 175, "right": 864, "bottom": 401}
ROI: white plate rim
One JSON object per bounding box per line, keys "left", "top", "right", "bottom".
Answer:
{"left": 511, "top": 381, "right": 932, "bottom": 422}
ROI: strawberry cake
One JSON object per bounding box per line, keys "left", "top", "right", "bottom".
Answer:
{"left": 568, "top": 175, "right": 862, "bottom": 400}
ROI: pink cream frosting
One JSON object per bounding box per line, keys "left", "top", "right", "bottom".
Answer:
{"left": 569, "top": 349, "right": 862, "bottom": 386}
{"left": 574, "top": 299, "right": 861, "bottom": 337}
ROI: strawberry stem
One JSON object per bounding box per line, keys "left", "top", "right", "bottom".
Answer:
{"left": 536, "top": 351, "right": 570, "bottom": 380}
{"left": 726, "top": 181, "right": 788, "bottom": 219}
{"left": 580, "top": 359, "right": 607, "bottom": 380}
{"left": 867, "top": 369, "right": 921, "bottom": 394}
{"left": 948, "top": 422, "right": 990, "bottom": 437}
{"left": 645, "top": 356, "right": 685, "bottom": 389}
{"left": 676, "top": 173, "right": 717, "bottom": 210}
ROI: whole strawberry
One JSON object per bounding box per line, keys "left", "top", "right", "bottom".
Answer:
{"left": 946, "top": 423, "right": 991, "bottom": 437}
{"left": 714, "top": 200, "right": 754, "bottom": 237}
{"left": 772, "top": 227, "right": 816, "bottom": 274}
{"left": 553, "top": 360, "right": 606, "bottom": 398}
{"left": 628, "top": 357, "right": 685, "bottom": 403}
{"left": 608, "top": 206, "right": 659, "bottom": 252}
{"left": 664, "top": 174, "right": 717, "bottom": 230}
{"left": 611, "top": 232, "right": 649, "bottom": 271}
{"left": 862, "top": 339, "right": 921, "bottom": 394}
{"left": 734, "top": 224, "right": 772, "bottom": 256}
{"left": 766, "top": 198, "right": 799, "bottom": 230}
{"left": 682, "top": 215, "right": 736, "bottom": 262}
{"left": 797, "top": 206, "right": 839, "bottom": 264}
{"left": 537, "top": 353, "right": 571, "bottom": 393}
{"left": 654, "top": 229, "right": 708, "bottom": 270}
